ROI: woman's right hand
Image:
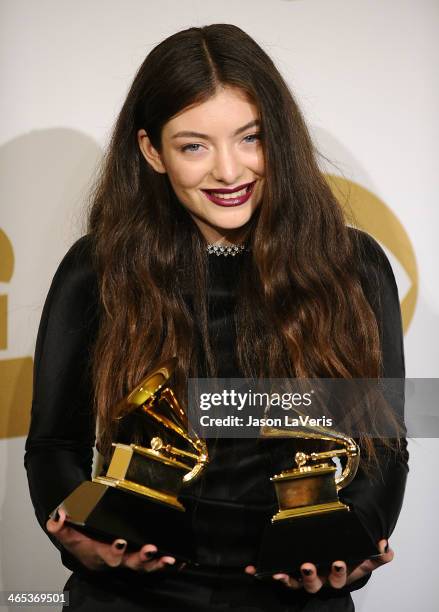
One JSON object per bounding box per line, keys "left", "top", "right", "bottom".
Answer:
{"left": 46, "top": 507, "right": 177, "bottom": 572}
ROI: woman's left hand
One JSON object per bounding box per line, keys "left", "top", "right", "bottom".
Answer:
{"left": 244, "top": 539, "right": 393, "bottom": 593}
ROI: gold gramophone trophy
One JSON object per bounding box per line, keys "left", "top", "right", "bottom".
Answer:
{"left": 256, "top": 421, "right": 379, "bottom": 576}
{"left": 49, "top": 357, "right": 208, "bottom": 561}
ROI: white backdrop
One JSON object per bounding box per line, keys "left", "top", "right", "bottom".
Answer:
{"left": 1, "top": 1, "right": 438, "bottom": 610}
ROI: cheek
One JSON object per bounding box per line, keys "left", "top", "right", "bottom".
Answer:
{"left": 252, "top": 151, "right": 265, "bottom": 176}
{"left": 167, "top": 160, "right": 207, "bottom": 191}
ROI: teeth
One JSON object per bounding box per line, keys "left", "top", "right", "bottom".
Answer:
{"left": 210, "top": 187, "right": 248, "bottom": 199}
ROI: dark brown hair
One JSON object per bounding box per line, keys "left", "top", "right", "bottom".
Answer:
{"left": 87, "top": 24, "right": 401, "bottom": 464}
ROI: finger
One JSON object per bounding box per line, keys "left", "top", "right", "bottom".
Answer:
{"left": 347, "top": 540, "right": 394, "bottom": 585}
{"left": 141, "top": 556, "right": 176, "bottom": 573}
{"left": 157, "top": 556, "right": 176, "bottom": 566}
{"left": 122, "top": 544, "right": 158, "bottom": 571}
{"left": 46, "top": 508, "right": 89, "bottom": 549}
{"left": 327, "top": 561, "right": 347, "bottom": 589}
{"left": 121, "top": 546, "right": 177, "bottom": 573}
{"left": 272, "top": 573, "right": 302, "bottom": 589}
{"left": 376, "top": 540, "right": 394, "bottom": 566}
{"left": 96, "top": 539, "right": 128, "bottom": 568}
{"left": 300, "top": 563, "right": 324, "bottom": 594}
{"left": 378, "top": 539, "right": 394, "bottom": 560}
{"left": 46, "top": 507, "right": 67, "bottom": 533}
{"left": 142, "top": 548, "right": 178, "bottom": 571}
{"left": 145, "top": 556, "right": 176, "bottom": 572}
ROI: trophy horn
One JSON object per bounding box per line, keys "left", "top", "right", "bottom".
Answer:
{"left": 113, "top": 357, "right": 208, "bottom": 483}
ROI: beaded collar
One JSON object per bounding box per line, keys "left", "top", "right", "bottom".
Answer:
{"left": 206, "top": 243, "right": 250, "bottom": 257}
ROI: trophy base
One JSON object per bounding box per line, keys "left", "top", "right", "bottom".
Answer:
{"left": 51, "top": 480, "right": 194, "bottom": 562}
{"left": 255, "top": 507, "right": 379, "bottom": 578}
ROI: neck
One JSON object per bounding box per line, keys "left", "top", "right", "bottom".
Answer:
{"left": 202, "top": 227, "right": 250, "bottom": 247}
{"left": 207, "top": 238, "right": 246, "bottom": 246}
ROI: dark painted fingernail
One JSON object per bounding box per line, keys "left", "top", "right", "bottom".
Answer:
{"left": 302, "top": 569, "right": 313, "bottom": 576}
{"left": 143, "top": 551, "right": 155, "bottom": 559}
{"left": 54, "top": 510, "right": 60, "bottom": 522}
{"left": 384, "top": 542, "right": 389, "bottom": 553}
{"left": 334, "top": 564, "right": 344, "bottom": 573}
{"left": 115, "top": 540, "right": 127, "bottom": 550}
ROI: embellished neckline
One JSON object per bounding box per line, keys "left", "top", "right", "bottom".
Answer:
{"left": 206, "top": 243, "right": 250, "bottom": 257}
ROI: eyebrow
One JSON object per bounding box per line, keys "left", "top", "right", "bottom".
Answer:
{"left": 171, "top": 119, "right": 261, "bottom": 140}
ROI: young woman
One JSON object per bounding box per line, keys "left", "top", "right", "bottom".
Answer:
{"left": 24, "top": 23, "right": 408, "bottom": 611}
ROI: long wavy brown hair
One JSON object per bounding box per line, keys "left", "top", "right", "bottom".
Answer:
{"left": 87, "top": 24, "right": 402, "bottom": 465}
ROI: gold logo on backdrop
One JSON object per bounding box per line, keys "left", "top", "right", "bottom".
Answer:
{"left": 325, "top": 175, "right": 418, "bottom": 332}
{"left": 0, "top": 228, "right": 33, "bottom": 439}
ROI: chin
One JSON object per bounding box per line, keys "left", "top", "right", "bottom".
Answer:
{"left": 212, "top": 217, "right": 253, "bottom": 232}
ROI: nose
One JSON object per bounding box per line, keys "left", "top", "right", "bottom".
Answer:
{"left": 211, "top": 145, "right": 243, "bottom": 185}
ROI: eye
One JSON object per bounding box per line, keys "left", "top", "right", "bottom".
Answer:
{"left": 180, "top": 143, "right": 203, "bottom": 153}
{"left": 243, "top": 133, "right": 262, "bottom": 144}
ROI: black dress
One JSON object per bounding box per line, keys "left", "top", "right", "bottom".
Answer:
{"left": 24, "top": 230, "right": 408, "bottom": 611}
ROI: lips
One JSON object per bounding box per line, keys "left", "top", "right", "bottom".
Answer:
{"left": 202, "top": 181, "right": 255, "bottom": 195}
{"left": 201, "top": 181, "right": 256, "bottom": 207}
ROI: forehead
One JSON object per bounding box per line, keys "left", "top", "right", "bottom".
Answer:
{"left": 162, "top": 87, "right": 260, "bottom": 137}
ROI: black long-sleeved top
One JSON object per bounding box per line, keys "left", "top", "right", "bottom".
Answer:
{"left": 24, "top": 229, "right": 408, "bottom": 611}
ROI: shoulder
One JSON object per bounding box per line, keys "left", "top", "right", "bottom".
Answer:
{"left": 348, "top": 227, "right": 394, "bottom": 277}
{"left": 347, "top": 227, "right": 399, "bottom": 309}
{"left": 53, "top": 234, "right": 96, "bottom": 279}
{"left": 49, "top": 235, "right": 97, "bottom": 295}
{"left": 41, "top": 235, "right": 99, "bottom": 327}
